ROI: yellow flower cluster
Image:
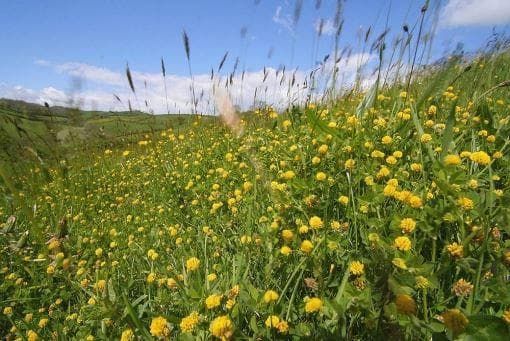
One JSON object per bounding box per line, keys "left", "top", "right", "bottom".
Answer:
{"left": 205, "top": 294, "right": 222, "bottom": 309}
{"left": 394, "top": 236, "right": 412, "bottom": 251}
{"left": 349, "top": 261, "right": 365, "bottom": 276}
{"left": 441, "top": 309, "right": 469, "bottom": 334}
{"left": 309, "top": 216, "right": 323, "bottom": 229}
{"left": 180, "top": 311, "right": 200, "bottom": 333}
{"left": 209, "top": 315, "right": 233, "bottom": 340}
{"left": 395, "top": 294, "right": 416, "bottom": 315}
{"left": 186, "top": 257, "right": 200, "bottom": 271}
{"left": 265, "top": 315, "right": 289, "bottom": 333}
{"left": 150, "top": 316, "right": 170, "bottom": 337}
{"left": 304, "top": 297, "right": 323, "bottom": 313}
{"left": 400, "top": 218, "right": 416, "bottom": 233}
{"left": 469, "top": 151, "right": 491, "bottom": 165}
{"left": 263, "top": 290, "right": 279, "bottom": 303}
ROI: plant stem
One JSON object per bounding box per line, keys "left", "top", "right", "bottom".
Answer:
{"left": 423, "top": 288, "right": 428, "bottom": 322}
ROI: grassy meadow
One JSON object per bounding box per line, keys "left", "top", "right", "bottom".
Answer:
{"left": 2, "top": 20, "right": 510, "bottom": 341}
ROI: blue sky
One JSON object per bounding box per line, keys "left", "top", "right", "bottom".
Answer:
{"left": 1, "top": 0, "right": 509, "bottom": 113}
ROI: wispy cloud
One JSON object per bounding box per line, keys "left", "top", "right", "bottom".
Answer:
{"left": 273, "top": 6, "right": 295, "bottom": 35}
{"left": 440, "top": 0, "right": 510, "bottom": 27}
{"left": 314, "top": 18, "right": 336, "bottom": 36}
{"left": 36, "top": 60, "right": 124, "bottom": 86}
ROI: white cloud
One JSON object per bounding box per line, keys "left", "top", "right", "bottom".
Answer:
{"left": 0, "top": 84, "right": 69, "bottom": 107}
{"left": 36, "top": 60, "right": 124, "bottom": 86}
{"left": 273, "top": 6, "right": 295, "bottom": 35}
{"left": 441, "top": 0, "right": 510, "bottom": 27}
{"left": 1, "top": 53, "right": 376, "bottom": 114}
{"left": 314, "top": 18, "right": 336, "bottom": 36}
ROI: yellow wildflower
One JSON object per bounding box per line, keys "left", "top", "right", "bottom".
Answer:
{"left": 180, "top": 311, "right": 200, "bottom": 333}
{"left": 263, "top": 290, "right": 279, "bottom": 304}
{"left": 150, "top": 316, "right": 170, "bottom": 337}
{"left": 394, "top": 236, "right": 412, "bottom": 251}
{"left": 304, "top": 297, "right": 323, "bottom": 313}
{"left": 309, "top": 216, "right": 323, "bottom": 229}
{"left": 265, "top": 315, "right": 280, "bottom": 328}
{"left": 120, "top": 329, "right": 134, "bottom": 341}
{"left": 280, "top": 246, "right": 292, "bottom": 256}
{"left": 444, "top": 154, "right": 461, "bottom": 166}
{"left": 209, "top": 315, "right": 233, "bottom": 340}
{"left": 395, "top": 294, "right": 416, "bottom": 315}
{"left": 470, "top": 151, "right": 491, "bottom": 165}
{"left": 300, "top": 240, "right": 314, "bottom": 254}
{"left": 186, "top": 257, "right": 200, "bottom": 271}
{"left": 457, "top": 197, "right": 474, "bottom": 210}
{"left": 400, "top": 218, "right": 416, "bottom": 233}
{"left": 204, "top": 294, "right": 222, "bottom": 310}
{"left": 441, "top": 309, "right": 469, "bottom": 335}
{"left": 349, "top": 261, "right": 365, "bottom": 276}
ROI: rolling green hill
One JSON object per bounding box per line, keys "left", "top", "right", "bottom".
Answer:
{"left": 0, "top": 99, "right": 209, "bottom": 162}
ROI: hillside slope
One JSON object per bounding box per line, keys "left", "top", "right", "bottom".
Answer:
{"left": 0, "top": 50, "right": 510, "bottom": 339}
{"left": 0, "top": 99, "right": 202, "bottom": 161}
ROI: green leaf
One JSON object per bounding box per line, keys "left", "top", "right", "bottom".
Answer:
{"left": 458, "top": 314, "right": 509, "bottom": 341}
{"left": 388, "top": 275, "right": 414, "bottom": 295}
{"left": 107, "top": 280, "right": 116, "bottom": 303}
{"left": 293, "top": 322, "right": 311, "bottom": 337}
{"left": 178, "top": 333, "right": 196, "bottom": 341}
{"left": 440, "top": 100, "right": 458, "bottom": 156}
{"left": 428, "top": 321, "right": 445, "bottom": 333}
{"left": 249, "top": 315, "right": 259, "bottom": 334}
{"left": 121, "top": 293, "right": 152, "bottom": 340}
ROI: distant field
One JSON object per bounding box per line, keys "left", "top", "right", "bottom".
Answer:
{"left": 0, "top": 99, "right": 212, "bottom": 163}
